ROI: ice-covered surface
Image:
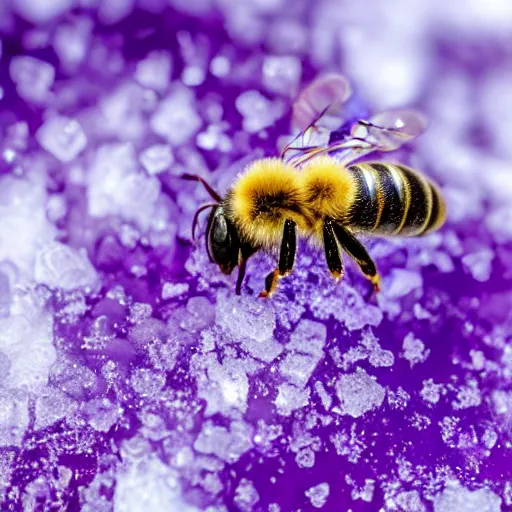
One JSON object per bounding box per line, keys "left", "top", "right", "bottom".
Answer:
{"left": 0, "top": 1, "right": 511, "bottom": 511}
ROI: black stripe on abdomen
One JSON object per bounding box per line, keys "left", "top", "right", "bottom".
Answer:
{"left": 397, "top": 166, "right": 431, "bottom": 235}
{"left": 346, "top": 164, "right": 379, "bottom": 230}
{"left": 422, "top": 183, "right": 441, "bottom": 233}
{"left": 370, "top": 163, "right": 405, "bottom": 234}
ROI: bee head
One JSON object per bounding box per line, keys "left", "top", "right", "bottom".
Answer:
{"left": 206, "top": 206, "right": 240, "bottom": 275}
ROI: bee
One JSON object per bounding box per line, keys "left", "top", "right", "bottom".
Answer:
{"left": 186, "top": 97, "right": 446, "bottom": 298}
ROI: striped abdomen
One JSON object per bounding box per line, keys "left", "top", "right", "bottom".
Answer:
{"left": 345, "top": 162, "right": 446, "bottom": 236}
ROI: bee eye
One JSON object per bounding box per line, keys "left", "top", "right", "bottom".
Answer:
{"left": 207, "top": 208, "right": 240, "bottom": 275}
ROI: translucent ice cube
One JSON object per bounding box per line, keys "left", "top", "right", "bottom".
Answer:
{"left": 9, "top": 56, "right": 55, "bottom": 104}
{"left": 335, "top": 368, "right": 385, "bottom": 418}
{"left": 150, "top": 86, "right": 202, "bottom": 145}
{"left": 135, "top": 51, "right": 172, "bottom": 92}
{"left": 36, "top": 116, "right": 87, "bottom": 163}
{"left": 53, "top": 18, "right": 92, "bottom": 73}
{"left": 35, "top": 241, "right": 98, "bottom": 291}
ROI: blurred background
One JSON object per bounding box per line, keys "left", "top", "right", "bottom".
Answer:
{"left": 0, "top": 0, "right": 511, "bottom": 511}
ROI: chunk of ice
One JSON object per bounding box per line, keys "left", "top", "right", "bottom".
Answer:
{"left": 305, "top": 482, "right": 330, "bottom": 509}
{"left": 150, "top": 86, "right": 202, "bottom": 145}
{"left": 135, "top": 51, "right": 172, "bottom": 92}
{"left": 0, "top": 311, "right": 56, "bottom": 391}
{"left": 262, "top": 55, "right": 302, "bottom": 96}
{"left": 401, "top": 333, "right": 429, "bottom": 367}
{"left": 286, "top": 319, "right": 326, "bottom": 357}
{"left": 235, "top": 90, "right": 285, "bottom": 133}
{"left": 216, "top": 292, "right": 276, "bottom": 342}
{"left": 234, "top": 479, "right": 260, "bottom": 512}
{"left": 35, "top": 242, "right": 98, "bottom": 290}
{"left": 53, "top": 19, "right": 91, "bottom": 73}
{"left": 34, "top": 387, "right": 78, "bottom": 430}
{"left": 384, "top": 269, "right": 423, "bottom": 299}
{"left": 161, "top": 282, "right": 189, "bottom": 300}
{"left": 433, "top": 482, "right": 501, "bottom": 512}
{"left": 274, "top": 383, "right": 310, "bottom": 416}
{"left": 81, "top": 398, "right": 120, "bottom": 433}
{"left": 130, "top": 368, "right": 166, "bottom": 397}
{"left": 114, "top": 455, "right": 201, "bottom": 512}
{"left": 36, "top": 116, "right": 87, "bottom": 163}
{"left": 140, "top": 144, "right": 174, "bottom": 175}
{"left": 88, "top": 143, "right": 161, "bottom": 230}
{"left": 0, "top": 389, "right": 29, "bottom": 447}
{"left": 194, "top": 420, "right": 253, "bottom": 463}
{"left": 462, "top": 249, "right": 494, "bottom": 282}
{"left": 279, "top": 353, "right": 319, "bottom": 388}
{"left": 9, "top": 56, "right": 55, "bottom": 104}
{"left": 335, "top": 368, "right": 385, "bottom": 418}
{"left": 396, "top": 490, "right": 426, "bottom": 512}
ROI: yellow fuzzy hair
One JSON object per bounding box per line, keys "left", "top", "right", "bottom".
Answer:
{"left": 228, "top": 158, "right": 307, "bottom": 248}
{"left": 300, "top": 155, "right": 357, "bottom": 232}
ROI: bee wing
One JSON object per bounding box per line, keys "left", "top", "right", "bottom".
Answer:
{"left": 286, "top": 108, "right": 428, "bottom": 167}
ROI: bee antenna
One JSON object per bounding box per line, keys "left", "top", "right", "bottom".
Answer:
{"left": 192, "top": 203, "right": 217, "bottom": 241}
{"left": 181, "top": 173, "right": 222, "bottom": 203}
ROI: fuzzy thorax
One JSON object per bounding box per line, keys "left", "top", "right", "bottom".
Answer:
{"left": 225, "top": 156, "right": 358, "bottom": 250}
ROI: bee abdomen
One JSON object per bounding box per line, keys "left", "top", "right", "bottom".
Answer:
{"left": 346, "top": 163, "right": 446, "bottom": 236}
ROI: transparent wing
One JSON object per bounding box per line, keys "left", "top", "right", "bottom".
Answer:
{"left": 284, "top": 107, "right": 428, "bottom": 167}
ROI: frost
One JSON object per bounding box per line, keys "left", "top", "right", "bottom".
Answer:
{"left": 35, "top": 242, "right": 98, "bottom": 291}
{"left": 150, "top": 86, "right": 202, "bottom": 145}
{"left": 335, "top": 368, "right": 385, "bottom": 418}
{"left": 114, "top": 455, "right": 200, "bottom": 512}
{"left": 421, "top": 379, "right": 443, "bottom": 404}
{"left": 9, "top": 56, "right": 55, "bottom": 103}
{"left": 194, "top": 420, "right": 253, "bottom": 463}
{"left": 452, "top": 381, "right": 481, "bottom": 410}
{"left": 305, "top": 482, "right": 330, "bottom": 509}
{"left": 433, "top": 482, "right": 502, "bottom": 512}
{"left": 401, "top": 333, "right": 430, "bottom": 367}
{"left": 462, "top": 249, "right": 494, "bottom": 282}
{"left": 130, "top": 368, "right": 166, "bottom": 397}
{"left": 81, "top": 398, "right": 120, "bottom": 433}
{"left": 36, "top": 116, "right": 87, "bottom": 163}
{"left": 35, "top": 388, "right": 78, "bottom": 430}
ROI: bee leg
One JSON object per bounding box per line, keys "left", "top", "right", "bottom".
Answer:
{"left": 260, "top": 219, "right": 297, "bottom": 298}
{"left": 333, "top": 223, "right": 381, "bottom": 293}
{"left": 235, "top": 245, "right": 257, "bottom": 295}
{"left": 323, "top": 218, "right": 344, "bottom": 280}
